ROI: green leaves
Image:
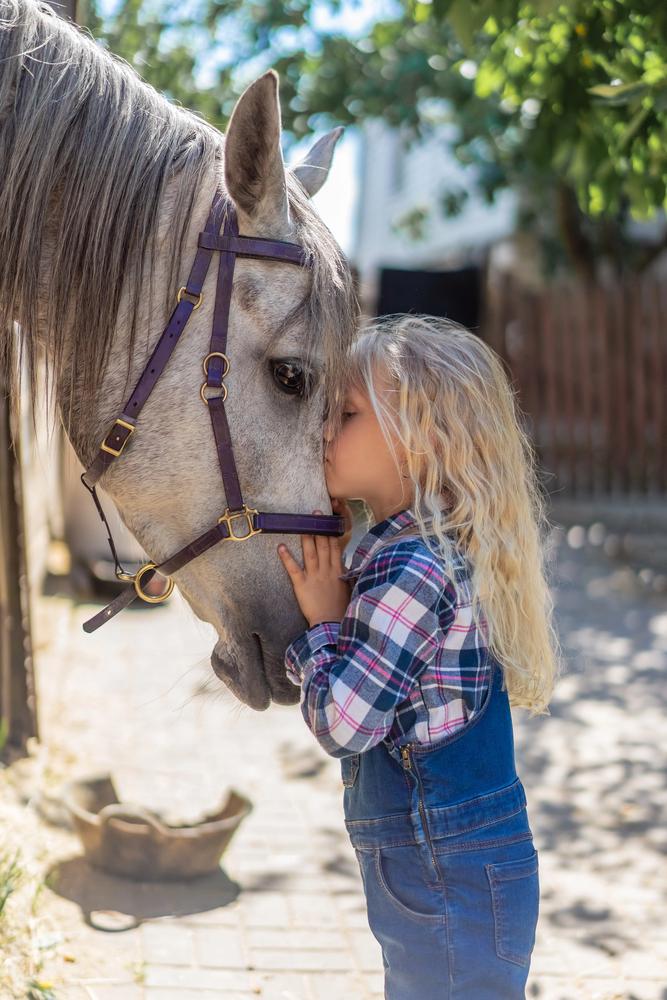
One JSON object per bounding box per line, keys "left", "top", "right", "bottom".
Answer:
{"left": 587, "top": 81, "right": 648, "bottom": 103}
{"left": 84, "top": 0, "right": 667, "bottom": 267}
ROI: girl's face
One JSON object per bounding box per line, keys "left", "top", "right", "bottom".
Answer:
{"left": 323, "top": 369, "right": 413, "bottom": 522}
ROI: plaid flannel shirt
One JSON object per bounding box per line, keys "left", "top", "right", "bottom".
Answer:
{"left": 284, "top": 507, "right": 492, "bottom": 758}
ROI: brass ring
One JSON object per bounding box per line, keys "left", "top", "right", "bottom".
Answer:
{"left": 133, "top": 562, "right": 174, "bottom": 603}
{"left": 202, "top": 352, "right": 230, "bottom": 378}
{"left": 200, "top": 381, "right": 228, "bottom": 405}
{"left": 177, "top": 286, "right": 203, "bottom": 310}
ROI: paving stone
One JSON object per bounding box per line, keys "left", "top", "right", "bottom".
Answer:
{"left": 527, "top": 976, "right": 667, "bottom": 1000}
{"left": 246, "top": 927, "right": 348, "bottom": 950}
{"left": 348, "top": 929, "right": 383, "bottom": 972}
{"left": 141, "top": 922, "right": 196, "bottom": 966}
{"left": 236, "top": 892, "right": 292, "bottom": 927}
{"left": 246, "top": 971, "right": 313, "bottom": 1000}
{"left": 84, "top": 987, "right": 144, "bottom": 1000}
{"left": 363, "top": 971, "right": 386, "bottom": 996}
{"left": 181, "top": 905, "right": 244, "bottom": 927}
{"left": 193, "top": 925, "right": 248, "bottom": 969}
{"left": 246, "top": 949, "right": 354, "bottom": 972}
{"left": 307, "top": 972, "right": 376, "bottom": 1000}
{"left": 286, "top": 894, "right": 341, "bottom": 928}
{"left": 144, "top": 992, "right": 255, "bottom": 1000}
{"left": 145, "top": 965, "right": 256, "bottom": 991}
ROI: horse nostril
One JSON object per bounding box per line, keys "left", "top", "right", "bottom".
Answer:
{"left": 252, "top": 632, "right": 266, "bottom": 672}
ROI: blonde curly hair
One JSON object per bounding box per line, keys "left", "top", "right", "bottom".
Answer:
{"left": 327, "top": 313, "right": 563, "bottom": 715}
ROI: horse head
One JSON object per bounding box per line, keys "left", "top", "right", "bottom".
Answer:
{"left": 0, "top": 0, "right": 358, "bottom": 709}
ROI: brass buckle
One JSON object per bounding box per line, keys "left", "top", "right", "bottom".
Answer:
{"left": 200, "top": 381, "right": 228, "bottom": 405}
{"left": 217, "top": 505, "right": 261, "bottom": 542}
{"left": 177, "top": 286, "right": 203, "bottom": 309}
{"left": 100, "top": 418, "right": 135, "bottom": 457}
{"left": 133, "top": 562, "right": 174, "bottom": 603}
{"left": 202, "top": 352, "right": 230, "bottom": 377}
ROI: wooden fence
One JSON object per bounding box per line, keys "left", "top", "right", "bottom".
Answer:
{"left": 482, "top": 274, "right": 667, "bottom": 499}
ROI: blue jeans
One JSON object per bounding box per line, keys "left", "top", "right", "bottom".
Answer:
{"left": 341, "top": 659, "right": 539, "bottom": 999}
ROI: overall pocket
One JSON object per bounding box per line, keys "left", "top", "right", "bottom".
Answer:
{"left": 485, "top": 848, "right": 540, "bottom": 966}
{"left": 341, "top": 753, "right": 360, "bottom": 788}
{"left": 355, "top": 846, "right": 446, "bottom": 925}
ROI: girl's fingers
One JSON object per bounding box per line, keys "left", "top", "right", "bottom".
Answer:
{"left": 318, "top": 534, "right": 333, "bottom": 569}
{"left": 301, "top": 532, "right": 318, "bottom": 570}
{"left": 312, "top": 509, "right": 331, "bottom": 567}
{"left": 282, "top": 511, "right": 338, "bottom": 576}
{"left": 330, "top": 536, "right": 344, "bottom": 570}
{"left": 277, "top": 544, "right": 303, "bottom": 579}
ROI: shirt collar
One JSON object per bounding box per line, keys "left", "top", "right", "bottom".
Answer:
{"left": 339, "top": 507, "right": 419, "bottom": 581}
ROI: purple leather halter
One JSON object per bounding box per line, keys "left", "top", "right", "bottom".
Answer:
{"left": 79, "top": 185, "right": 344, "bottom": 633}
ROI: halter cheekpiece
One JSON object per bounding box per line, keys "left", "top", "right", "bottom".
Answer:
{"left": 79, "top": 186, "right": 344, "bottom": 633}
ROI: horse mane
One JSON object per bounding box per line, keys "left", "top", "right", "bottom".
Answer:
{"left": 0, "top": 0, "right": 357, "bottom": 449}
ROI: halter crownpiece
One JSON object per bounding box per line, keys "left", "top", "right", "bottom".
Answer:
{"left": 79, "top": 186, "right": 344, "bottom": 633}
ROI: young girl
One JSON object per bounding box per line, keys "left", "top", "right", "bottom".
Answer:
{"left": 277, "top": 313, "right": 561, "bottom": 999}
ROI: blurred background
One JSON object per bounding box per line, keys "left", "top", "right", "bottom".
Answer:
{"left": 1, "top": 2, "right": 666, "bottom": 998}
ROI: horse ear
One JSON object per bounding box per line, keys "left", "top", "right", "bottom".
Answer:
{"left": 223, "top": 70, "right": 290, "bottom": 235}
{"left": 292, "top": 127, "right": 344, "bottom": 198}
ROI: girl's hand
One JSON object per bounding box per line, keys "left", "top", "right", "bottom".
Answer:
{"left": 278, "top": 509, "right": 352, "bottom": 628}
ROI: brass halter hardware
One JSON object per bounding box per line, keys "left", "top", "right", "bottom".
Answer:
{"left": 217, "top": 505, "right": 261, "bottom": 542}
{"left": 202, "top": 352, "right": 230, "bottom": 377}
{"left": 177, "top": 286, "right": 203, "bottom": 309}
{"left": 133, "top": 562, "right": 175, "bottom": 603}
{"left": 100, "top": 418, "right": 135, "bottom": 457}
{"left": 200, "top": 381, "right": 228, "bottom": 405}
{"left": 200, "top": 351, "right": 230, "bottom": 405}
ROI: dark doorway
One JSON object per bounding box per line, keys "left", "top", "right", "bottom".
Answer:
{"left": 377, "top": 266, "right": 482, "bottom": 330}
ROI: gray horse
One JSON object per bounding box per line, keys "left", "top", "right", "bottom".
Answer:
{"left": 0, "top": 0, "right": 358, "bottom": 710}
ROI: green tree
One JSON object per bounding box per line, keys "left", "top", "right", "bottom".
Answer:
{"left": 82, "top": 0, "right": 667, "bottom": 278}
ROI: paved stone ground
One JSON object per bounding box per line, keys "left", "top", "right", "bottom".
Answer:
{"left": 23, "top": 519, "right": 667, "bottom": 999}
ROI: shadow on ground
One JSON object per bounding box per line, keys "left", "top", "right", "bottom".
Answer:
{"left": 46, "top": 855, "right": 241, "bottom": 924}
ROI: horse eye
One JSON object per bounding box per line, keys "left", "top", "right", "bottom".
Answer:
{"left": 271, "top": 358, "right": 308, "bottom": 397}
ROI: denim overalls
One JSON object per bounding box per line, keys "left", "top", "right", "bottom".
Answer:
{"left": 341, "top": 656, "right": 539, "bottom": 999}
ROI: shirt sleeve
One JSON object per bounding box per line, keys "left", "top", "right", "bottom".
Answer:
{"left": 283, "top": 540, "right": 457, "bottom": 758}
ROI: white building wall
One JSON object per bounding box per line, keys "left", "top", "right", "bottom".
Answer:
{"left": 353, "top": 118, "right": 518, "bottom": 307}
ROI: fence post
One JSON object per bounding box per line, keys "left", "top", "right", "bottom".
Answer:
{"left": 0, "top": 388, "right": 38, "bottom": 758}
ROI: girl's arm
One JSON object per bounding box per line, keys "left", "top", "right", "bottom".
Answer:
{"left": 284, "top": 540, "right": 457, "bottom": 758}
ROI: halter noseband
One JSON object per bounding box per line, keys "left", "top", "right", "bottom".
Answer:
{"left": 79, "top": 186, "right": 344, "bottom": 633}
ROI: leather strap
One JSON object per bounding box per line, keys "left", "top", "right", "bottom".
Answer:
{"left": 197, "top": 231, "right": 311, "bottom": 266}
{"left": 82, "top": 189, "right": 227, "bottom": 488}
{"left": 254, "top": 513, "right": 343, "bottom": 534}
{"left": 205, "top": 204, "right": 244, "bottom": 510}
{"left": 82, "top": 510, "right": 344, "bottom": 633}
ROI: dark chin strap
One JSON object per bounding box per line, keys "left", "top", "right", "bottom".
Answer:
{"left": 79, "top": 187, "right": 343, "bottom": 633}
